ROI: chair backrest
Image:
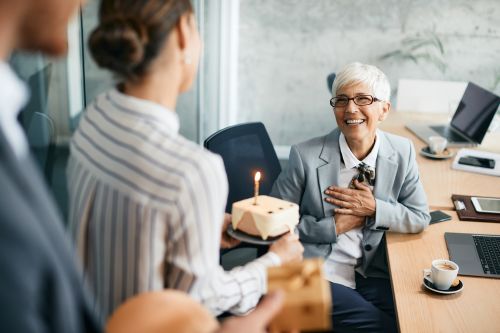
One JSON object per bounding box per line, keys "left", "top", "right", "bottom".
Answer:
{"left": 327, "top": 72, "right": 336, "bottom": 94}
{"left": 204, "top": 122, "right": 282, "bottom": 213}
{"left": 18, "top": 64, "right": 56, "bottom": 182}
{"left": 26, "top": 112, "right": 56, "bottom": 182}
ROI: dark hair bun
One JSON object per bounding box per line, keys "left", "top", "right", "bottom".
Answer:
{"left": 89, "top": 17, "right": 148, "bottom": 79}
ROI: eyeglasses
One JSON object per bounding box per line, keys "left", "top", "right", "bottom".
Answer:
{"left": 330, "top": 95, "right": 383, "bottom": 108}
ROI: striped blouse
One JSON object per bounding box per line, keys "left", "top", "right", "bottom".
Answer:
{"left": 67, "top": 89, "right": 280, "bottom": 319}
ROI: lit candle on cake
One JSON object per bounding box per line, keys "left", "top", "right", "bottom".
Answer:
{"left": 253, "top": 171, "right": 261, "bottom": 205}
{"left": 231, "top": 171, "right": 299, "bottom": 240}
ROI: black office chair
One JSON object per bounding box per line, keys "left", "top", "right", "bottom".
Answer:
{"left": 26, "top": 112, "right": 56, "bottom": 183}
{"left": 18, "top": 65, "right": 56, "bottom": 184}
{"left": 204, "top": 122, "right": 282, "bottom": 268}
{"left": 204, "top": 122, "right": 282, "bottom": 213}
{"left": 327, "top": 72, "right": 336, "bottom": 93}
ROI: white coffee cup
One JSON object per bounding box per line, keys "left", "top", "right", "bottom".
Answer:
{"left": 423, "top": 259, "right": 459, "bottom": 290}
{"left": 428, "top": 136, "right": 448, "bottom": 155}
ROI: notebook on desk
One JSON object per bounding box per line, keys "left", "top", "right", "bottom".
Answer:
{"left": 452, "top": 194, "right": 500, "bottom": 223}
{"left": 445, "top": 232, "right": 500, "bottom": 278}
{"left": 406, "top": 82, "right": 500, "bottom": 147}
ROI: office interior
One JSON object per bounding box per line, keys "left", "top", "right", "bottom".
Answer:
{"left": 15, "top": 0, "right": 500, "bottom": 220}
{"left": 8, "top": 0, "right": 500, "bottom": 332}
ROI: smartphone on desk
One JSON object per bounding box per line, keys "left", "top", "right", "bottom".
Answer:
{"left": 458, "top": 156, "right": 495, "bottom": 169}
{"left": 430, "top": 210, "right": 452, "bottom": 224}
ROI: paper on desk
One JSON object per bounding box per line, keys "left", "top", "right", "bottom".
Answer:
{"left": 452, "top": 149, "right": 500, "bottom": 177}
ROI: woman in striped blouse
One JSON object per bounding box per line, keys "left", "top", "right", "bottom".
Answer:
{"left": 67, "top": 0, "right": 303, "bottom": 320}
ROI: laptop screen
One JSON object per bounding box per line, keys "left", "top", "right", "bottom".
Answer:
{"left": 450, "top": 82, "right": 500, "bottom": 144}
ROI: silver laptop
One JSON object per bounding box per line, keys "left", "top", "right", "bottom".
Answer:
{"left": 445, "top": 232, "right": 500, "bottom": 278}
{"left": 406, "top": 82, "right": 500, "bottom": 147}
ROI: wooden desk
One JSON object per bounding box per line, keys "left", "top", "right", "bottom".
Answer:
{"left": 380, "top": 112, "right": 500, "bottom": 210}
{"left": 386, "top": 211, "right": 500, "bottom": 333}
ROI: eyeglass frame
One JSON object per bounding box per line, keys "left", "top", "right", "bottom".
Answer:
{"left": 329, "top": 94, "right": 384, "bottom": 109}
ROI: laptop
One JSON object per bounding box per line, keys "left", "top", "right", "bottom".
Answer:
{"left": 406, "top": 82, "right": 500, "bottom": 147}
{"left": 445, "top": 232, "right": 500, "bottom": 278}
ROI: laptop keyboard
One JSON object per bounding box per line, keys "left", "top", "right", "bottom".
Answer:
{"left": 473, "top": 235, "right": 500, "bottom": 275}
{"left": 430, "top": 125, "right": 468, "bottom": 142}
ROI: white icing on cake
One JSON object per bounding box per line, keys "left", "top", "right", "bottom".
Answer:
{"left": 232, "top": 195, "right": 299, "bottom": 240}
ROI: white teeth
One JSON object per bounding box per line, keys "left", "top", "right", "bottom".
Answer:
{"left": 345, "top": 119, "right": 365, "bottom": 125}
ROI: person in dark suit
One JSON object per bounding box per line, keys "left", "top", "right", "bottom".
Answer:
{"left": 0, "top": 0, "right": 102, "bottom": 332}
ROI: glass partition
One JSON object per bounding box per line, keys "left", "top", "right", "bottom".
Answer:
{"left": 80, "top": 0, "right": 222, "bottom": 143}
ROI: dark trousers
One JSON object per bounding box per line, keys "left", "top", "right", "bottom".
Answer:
{"left": 329, "top": 273, "right": 397, "bottom": 333}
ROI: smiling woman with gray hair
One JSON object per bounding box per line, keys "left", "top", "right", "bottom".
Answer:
{"left": 271, "top": 62, "right": 430, "bottom": 333}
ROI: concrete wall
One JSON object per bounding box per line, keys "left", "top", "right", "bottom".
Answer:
{"left": 238, "top": 0, "right": 500, "bottom": 146}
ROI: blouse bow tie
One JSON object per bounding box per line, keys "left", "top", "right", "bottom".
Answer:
{"left": 349, "top": 162, "right": 376, "bottom": 188}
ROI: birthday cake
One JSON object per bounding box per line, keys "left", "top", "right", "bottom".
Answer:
{"left": 231, "top": 195, "right": 299, "bottom": 240}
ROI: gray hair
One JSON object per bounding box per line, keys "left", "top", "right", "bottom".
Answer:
{"left": 332, "top": 62, "right": 391, "bottom": 101}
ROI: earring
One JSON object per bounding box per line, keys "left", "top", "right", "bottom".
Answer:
{"left": 183, "top": 52, "right": 192, "bottom": 65}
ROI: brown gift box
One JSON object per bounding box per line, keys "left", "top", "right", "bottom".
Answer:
{"left": 267, "top": 258, "right": 332, "bottom": 332}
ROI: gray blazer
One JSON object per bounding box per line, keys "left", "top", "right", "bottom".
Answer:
{"left": 271, "top": 128, "right": 430, "bottom": 278}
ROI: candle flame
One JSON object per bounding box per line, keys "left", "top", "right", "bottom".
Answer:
{"left": 254, "top": 171, "right": 261, "bottom": 182}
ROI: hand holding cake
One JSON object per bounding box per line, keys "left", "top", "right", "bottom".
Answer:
{"left": 220, "top": 213, "right": 241, "bottom": 249}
